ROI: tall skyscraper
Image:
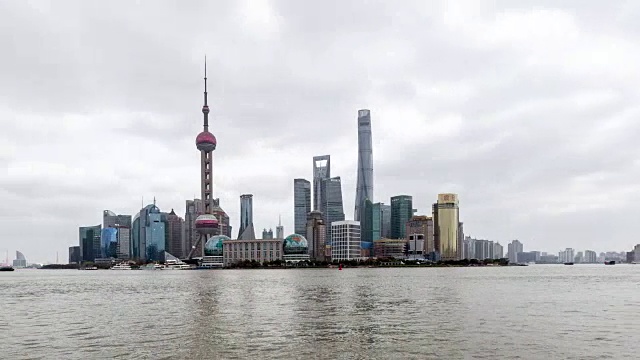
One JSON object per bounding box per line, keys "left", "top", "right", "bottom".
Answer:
{"left": 390, "top": 195, "right": 413, "bottom": 239}
{"left": 294, "top": 178, "right": 311, "bottom": 234}
{"left": 133, "top": 202, "right": 166, "bottom": 261}
{"left": 433, "top": 193, "right": 460, "bottom": 261}
{"left": 212, "top": 198, "right": 232, "bottom": 238}
{"left": 372, "top": 202, "right": 391, "bottom": 240}
{"left": 238, "top": 194, "right": 256, "bottom": 240}
{"left": 360, "top": 199, "right": 374, "bottom": 244}
{"left": 507, "top": 240, "right": 523, "bottom": 264}
{"left": 79, "top": 224, "right": 101, "bottom": 262}
{"left": 313, "top": 155, "right": 330, "bottom": 212}
{"left": 184, "top": 199, "right": 203, "bottom": 258}
{"left": 321, "top": 176, "right": 345, "bottom": 243}
{"left": 330, "top": 220, "right": 361, "bottom": 262}
{"left": 189, "top": 59, "right": 220, "bottom": 259}
{"left": 103, "top": 210, "right": 132, "bottom": 260}
{"left": 306, "top": 210, "right": 327, "bottom": 261}
{"left": 100, "top": 227, "right": 118, "bottom": 258}
{"left": 354, "top": 109, "right": 373, "bottom": 222}
{"left": 163, "top": 209, "right": 184, "bottom": 258}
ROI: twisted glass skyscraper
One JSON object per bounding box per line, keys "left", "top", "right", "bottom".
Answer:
{"left": 354, "top": 109, "right": 373, "bottom": 222}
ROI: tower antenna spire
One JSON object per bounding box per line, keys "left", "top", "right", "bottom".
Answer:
{"left": 202, "top": 55, "right": 210, "bottom": 130}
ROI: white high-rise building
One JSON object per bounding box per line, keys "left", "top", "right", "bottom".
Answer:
{"left": 584, "top": 250, "right": 597, "bottom": 263}
{"left": 330, "top": 220, "right": 361, "bottom": 262}
{"left": 507, "top": 240, "right": 523, "bottom": 264}
{"left": 559, "top": 248, "right": 575, "bottom": 263}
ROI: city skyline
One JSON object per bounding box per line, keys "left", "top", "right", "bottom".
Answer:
{"left": 3, "top": 1, "right": 640, "bottom": 263}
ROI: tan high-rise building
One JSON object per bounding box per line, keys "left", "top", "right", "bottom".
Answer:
{"left": 433, "top": 193, "right": 460, "bottom": 261}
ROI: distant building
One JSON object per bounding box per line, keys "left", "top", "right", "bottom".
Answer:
{"left": 102, "top": 210, "right": 132, "bottom": 259}
{"left": 276, "top": 216, "right": 284, "bottom": 240}
{"left": 12, "top": 251, "right": 27, "bottom": 268}
{"left": 372, "top": 202, "right": 391, "bottom": 241}
{"left": 433, "top": 193, "right": 460, "bottom": 260}
{"left": 222, "top": 238, "right": 282, "bottom": 267}
{"left": 407, "top": 234, "right": 425, "bottom": 258}
{"left": 294, "top": 178, "right": 311, "bottom": 235}
{"left": 238, "top": 194, "right": 256, "bottom": 240}
{"left": 360, "top": 199, "right": 374, "bottom": 246}
{"left": 559, "top": 248, "right": 575, "bottom": 263}
{"left": 184, "top": 199, "right": 203, "bottom": 258}
{"left": 405, "top": 216, "right": 434, "bottom": 253}
{"left": 354, "top": 109, "right": 373, "bottom": 223}
{"left": 212, "top": 198, "right": 232, "bottom": 239}
{"left": 632, "top": 244, "right": 640, "bottom": 263}
{"left": 163, "top": 209, "right": 184, "bottom": 258}
{"left": 100, "top": 227, "right": 118, "bottom": 258}
{"left": 312, "top": 155, "right": 331, "bottom": 212}
{"left": 306, "top": 210, "right": 327, "bottom": 261}
{"left": 575, "top": 251, "right": 584, "bottom": 263}
{"left": 493, "top": 242, "right": 504, "bottom": 259}
{"left": 390, "top": 195, "right": 413, "bottom": 239}
{"left": 132, "top": 203, "right": 165, "bottom": 262}
{"left": 584, "top": 250, "right": 597, "bottom": 263}
{"left": 262, "top": 228, "right": 274, "bottom": 239}
{"left": 103, "top": 210, "right": 132, "bottom": 229}
{"left": 517, "top": 251, "right": 540, "bottom": 263}
{"left": 321, "top": 176, "right": 345, "bottom": 243}
{"left": 373, "top": 238, "right": 407, "bottom": 259}
{"left": 331, "top": 220, "right": 361, "bottom": 262}
{"left": 79, "top": 225, "right": 101, "bottom": 262}
{"left": 68, "top": 246, "right": 81, "bottom": 264}
{"left": 507, "top": 240, "right": 524, "bottom": 264}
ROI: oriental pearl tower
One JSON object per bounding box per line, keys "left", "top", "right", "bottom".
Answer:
{"left": 188, "top": 60, "right": 219, "bottom": 259}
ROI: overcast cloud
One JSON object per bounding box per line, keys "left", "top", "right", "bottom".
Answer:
{"left": 2, "top": 0, "right": 640, "bottom": 263}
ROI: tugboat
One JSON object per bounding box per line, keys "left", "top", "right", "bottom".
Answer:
{"left": 0, "top": 266, "right": 15, "bottom": 271}
{"left": 605, "top": 260, "right": 615, "bottom": 265}
{"left": 564, "top": 262, "right": 574, "bottom": 265}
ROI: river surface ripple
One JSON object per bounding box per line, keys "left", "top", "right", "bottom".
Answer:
{"left": 1, "top": 265, "right": 639, "bottom": 359}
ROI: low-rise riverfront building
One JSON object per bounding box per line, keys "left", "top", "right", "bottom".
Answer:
{"left": 373, "top": 238, "right": 407, "bottom": 258}
{"left": 222, "top": 238, "right": 282, "bottom": 267}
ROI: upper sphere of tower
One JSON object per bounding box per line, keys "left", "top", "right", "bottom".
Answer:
{"left": 196, "top": 131, "right": 217, "bottom": 152}
{"left": 202, "top": 105, "right": 210, "bottom": 114}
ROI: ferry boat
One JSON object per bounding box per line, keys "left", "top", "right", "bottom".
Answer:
{"left": 81, "top": 266, "right": 98, "bottom": 270}
{"left": 164, "top": 259, "right": 192, "bottom": 270}
{"left": 0, "top": 266, "right": 15, "bottom": 272}
{"left": 605, "top": 261, "right": 616, "bottom": 265}
{"left": 142, "top": 263, "right": 164, "bottom": 270}
{"left": 563, "top": 262, "right": 574, "bottom": 265}
{"left": 110, "top": 263, "right": 132, "bottom": 270}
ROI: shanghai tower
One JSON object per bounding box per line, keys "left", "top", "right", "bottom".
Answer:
{"left": 354, "top": 109, "right": 373, "bottom": 222}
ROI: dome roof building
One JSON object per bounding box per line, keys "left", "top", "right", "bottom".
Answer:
{"left": 283, "top": 234, "right": 308, "bottom": 255}
{"left": 204, "top": 235, "right": 229, "bottom": 256}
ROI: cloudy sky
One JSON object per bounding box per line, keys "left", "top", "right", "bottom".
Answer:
{"left": 2, "top": 0, "right": 640, "bottom": 263}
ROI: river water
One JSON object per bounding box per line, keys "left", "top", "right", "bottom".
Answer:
{"left": 1, "top": 265, "right": 639, "bottom": 359}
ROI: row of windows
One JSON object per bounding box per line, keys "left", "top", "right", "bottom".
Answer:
{"left": 226, "top": 242, "right": 281, "bottom": 251}
{"left": 223, "top": 251, "right": 280, "bottom": 261}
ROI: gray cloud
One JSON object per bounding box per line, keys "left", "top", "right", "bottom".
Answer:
{"left": 1, "top": 0, "right": 640, "bottom": 263}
